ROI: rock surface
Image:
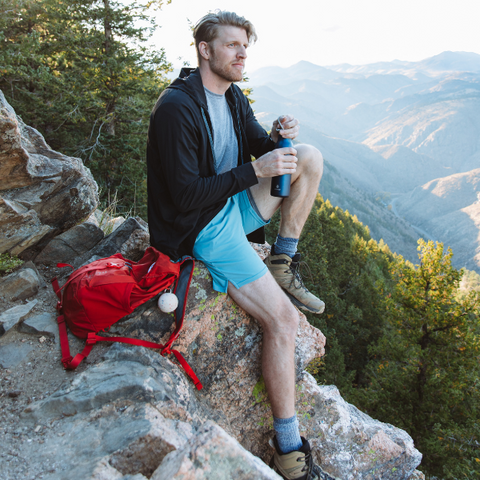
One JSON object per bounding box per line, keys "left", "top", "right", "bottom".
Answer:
{"left": 0, "top": 237, "right": 424, "bottom": 479}
{"left": 0, "top": 90, "right": 98, "bottom": 257}
{"left": 298, "top": 377, "right": 422, "bottom": 480}
{"left": 72, "top": 216, "right": 150, "bottom": 267}
{"left": 0, "top": 300, "right": 37, "bottom": 336}
{"left": 19, "top": 312, "right": 59, "bottom": 343}
{"left": 35, "top": 223, "right": 104, "bottom": 266}
{"left": 0, "top": 342, "right": 35, "bottom": 368}
{"left": 151, "top": 421, "right": 282, "bottom": 480}
{"left": 0, "top": 267, "right": 42, "bottom": 301}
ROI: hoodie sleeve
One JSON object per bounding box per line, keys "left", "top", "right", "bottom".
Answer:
{"left": 152, "top": 94, "right": 258, "bottom": 213}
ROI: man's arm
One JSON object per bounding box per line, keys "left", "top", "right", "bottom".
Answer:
{"left": 153, "top": 99, "right": 258, "bottom": 213}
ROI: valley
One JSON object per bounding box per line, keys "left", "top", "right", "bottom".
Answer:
{"left": 246, "top": 51, "right": 480, "bottom": 272}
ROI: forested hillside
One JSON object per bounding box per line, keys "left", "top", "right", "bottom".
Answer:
{"left": 266, "top": 198, "right": 480, "bottom": 479}
{"left": 247, "top": 56, "right": 480, "bottom": 274}
{"left": 2, "top": 2, "right": 479, "bottom": 478}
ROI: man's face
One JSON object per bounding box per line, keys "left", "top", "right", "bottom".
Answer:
{"left": 208, "top": 26, "right": 248, "bottom": 83}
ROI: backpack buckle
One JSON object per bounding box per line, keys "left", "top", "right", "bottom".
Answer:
{"left": 56, "top": 301, "right": 62, "bottom": 312}
{"left": 86, "top": 332, "right": 98, "bottom": 345}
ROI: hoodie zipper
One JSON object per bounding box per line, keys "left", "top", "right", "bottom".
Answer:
{"left": 200, "top": 107, "right": 218, "bottom": 174}
{"left": 232, "top": 89, "right": 244, "bottom": 166}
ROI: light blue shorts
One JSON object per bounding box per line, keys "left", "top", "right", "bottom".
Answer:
{"left": 193, "top": 189, "right": 270, "bottom": 293}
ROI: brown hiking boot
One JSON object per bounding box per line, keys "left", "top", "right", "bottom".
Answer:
{"left": 264, "top": 248, "right": 325, "bottom": 314}
{"left": 269, "top": 437, "right": 337, "bottom": 480}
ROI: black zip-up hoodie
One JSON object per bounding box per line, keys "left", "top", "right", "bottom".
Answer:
{"left": 147, "top": 68, "right": 275, "bottom": 260}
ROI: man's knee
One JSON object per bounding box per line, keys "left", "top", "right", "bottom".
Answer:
{"left": 264, "top": 297, "right": 300, "bottom": 339}
{"left": 296, "top": 144, "right": 324, "bottom": 177}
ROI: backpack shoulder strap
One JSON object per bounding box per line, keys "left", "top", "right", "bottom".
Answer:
{"left": 162, "top": 257, "right": 195, "bottom": 352}
{"left": 56, "top": 313, "right": 202, "bottom": 389}
{"left": 57, "top": 314, "right": 96, "bottom": 369}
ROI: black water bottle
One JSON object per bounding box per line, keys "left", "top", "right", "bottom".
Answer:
{"left": 270, "top": 135, "right": 292, "bottom": 198}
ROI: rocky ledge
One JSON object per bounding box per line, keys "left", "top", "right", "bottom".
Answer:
{"left": 0, "top": 89, "right": 424, "bottom": 479}
{"left": 0, "top": 218, "right": 425, "bottom": 479}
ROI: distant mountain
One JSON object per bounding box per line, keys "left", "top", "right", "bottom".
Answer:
{"left": 324, "top": 51, "right": 480, "bottom": 77}
{"left": 396, "top": 168, "right": 480, "bottom": 223}
{"left": 246, "top": 60, "right": 341, "bottom": 86}
{"left": 296, "top": 124, "right": 385, "bottom": 193}
{"left": 394, "top": 169, "right": 480, "bottom": 271}
{"left": 369, "top": 145, "right": 447, "bottom": 194}
{"left": 318, "top": 160, "right": 420, "bottom": 263}
{"left": 248, "top": 52, "right": 480, "bottom": 272}
{"left": 417, "top": 51, "right": 480, "bottom": 74}
{"left": 363, "top": 91, "right": 480, "bottom": 171}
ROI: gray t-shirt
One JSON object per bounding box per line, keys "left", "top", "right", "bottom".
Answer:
{"left": 204, "top": 87, "right": 238, "bottom": 174}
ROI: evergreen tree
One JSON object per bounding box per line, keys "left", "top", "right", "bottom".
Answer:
{"left": 0, "top": 0, "right": 172, "bottom": 217}
{"left": 352, "top": 240, "right": 480, "bottom": 479}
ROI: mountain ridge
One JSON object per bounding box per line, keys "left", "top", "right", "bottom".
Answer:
{"left": 248, "top": 51, "right": 480, "bottom": 273}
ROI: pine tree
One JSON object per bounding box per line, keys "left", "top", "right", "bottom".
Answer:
{"left": 0, "top": 0, "right": 173, "bottom": 217}
{"left": 352, "top": 240, "right": 480, "bottom": 479}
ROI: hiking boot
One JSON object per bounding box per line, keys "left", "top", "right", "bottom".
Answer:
{"left": 264, "top": 247, "right": 325, "bottom": 314}
{"left": 269, "top": 436, "right": 337, "bottom": 480}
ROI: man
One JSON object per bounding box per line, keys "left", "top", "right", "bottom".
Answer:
{"left": 147, "top": 11, "right": 331, "bottom": 480}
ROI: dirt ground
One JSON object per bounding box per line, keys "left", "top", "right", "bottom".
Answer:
{"left": 0, "top": 265, "right": 111, "bottom": 479}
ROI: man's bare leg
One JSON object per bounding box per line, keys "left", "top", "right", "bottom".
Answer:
{"left": 250, "top": 144, "right": 324, "bottom": 234}
{"left": 227, "top": 146, "right": 325, "bottom": 468}
{"left": 227, "top": 272, "right": 299, "bottom": 418}
{"left": 250, "top": 143, "right": 325, "bottom": 314}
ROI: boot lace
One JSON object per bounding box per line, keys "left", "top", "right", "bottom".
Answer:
{"left": 297, "top": 450, "right": 315, "bottom": 478}
{"left": 288, "top": 259, "right": 313, "bottom": 291}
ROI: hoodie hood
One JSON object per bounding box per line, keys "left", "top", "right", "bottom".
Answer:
{"left": 168, "top": 68, "right": 208, "bottom": 109}
{"left": 169, "top": 67, "right": 242, "bottom": 111}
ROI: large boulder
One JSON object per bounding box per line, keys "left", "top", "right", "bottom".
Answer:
{"left": 0, "top": 266, "right": 43, "bottom": 302}
{"left": 70, "top": 216, "right": 150, "bottom": 268}
{"left": 0, "top": 299, "right": 37, "bottom": 336}
{"left": 0, "top": 90, "right": 98, "bottom": 257}
{"left": 16, "top": 244, "right": 422, "bottom": 479}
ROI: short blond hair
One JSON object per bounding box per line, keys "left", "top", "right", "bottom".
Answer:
{"left": 193, "top": 11, "right": 258, "bottom": 64}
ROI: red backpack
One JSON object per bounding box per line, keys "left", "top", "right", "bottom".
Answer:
{"left": 51, "top": 246, "right": 202, "bottom": 389}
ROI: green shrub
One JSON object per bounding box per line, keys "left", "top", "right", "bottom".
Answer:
{"left": 0, "top": 253, "right": 24, "bottom": 275}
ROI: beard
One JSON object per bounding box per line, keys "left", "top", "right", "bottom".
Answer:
{"left": 209, "top": 49, "right": 243, "bottom": 83}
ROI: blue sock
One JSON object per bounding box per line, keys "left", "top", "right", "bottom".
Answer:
{"left": 273, "top": 415, "right": 303, "bottom": 454}
{"left": 274, "top": 235, "right": 299, "bottom": 258}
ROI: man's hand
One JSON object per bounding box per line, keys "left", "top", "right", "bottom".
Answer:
{"left": 270, "top": 114, "right": 300, "bottom": 144}
{"left": 251, "top": 147, "right": 298, "bottom": 178}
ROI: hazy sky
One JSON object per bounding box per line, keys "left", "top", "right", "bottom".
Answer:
{"left": 152, "top": 0, "right": 480, "bottom": 73}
